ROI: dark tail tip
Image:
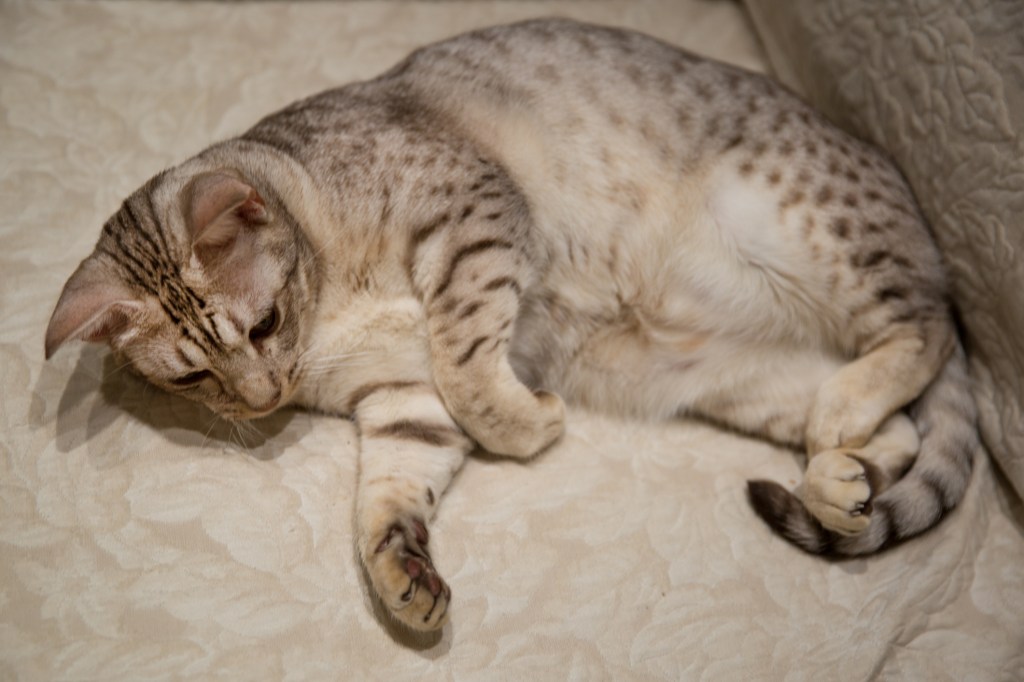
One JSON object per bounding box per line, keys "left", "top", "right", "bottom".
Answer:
{"left": 747, "top": 479, "right": 834, "bottom": 554}
{"left": 747, "top": 479, "right": 794, "bottom": 527}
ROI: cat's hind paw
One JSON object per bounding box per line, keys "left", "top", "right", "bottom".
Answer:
{"left": 364, "top": 516, "right": 451, "bottom": 632}
{"left": 802, "top": 449, "right": 873, "bottom": 536}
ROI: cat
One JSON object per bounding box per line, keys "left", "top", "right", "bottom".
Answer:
{"left": 44, "top": 18, "right": 977, "bottom": 632}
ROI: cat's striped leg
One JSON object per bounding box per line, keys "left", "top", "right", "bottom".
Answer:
{"left": 352, "top": 381, "right": 472, "bottom": 631}
{"left": 411, "top": 193, "right": 564, "bottom": 459}
{"left": 428, "top": 300, "right": 566, "bottom": 459}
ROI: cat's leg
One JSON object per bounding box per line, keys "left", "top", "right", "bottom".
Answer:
{"left": 352, "top": 381, "right": 473, "bottom": 631}
{"left": 805, "top": 319, "right": 954, "bottom": 454}
{"left": 800, "top": 319, "right": 953, "bottom": 534}
{"left": 428, "top": 308, "right": 565, "bottom": 459}
{"left": 412, "top": 199, "right": 564, "bottom": 458}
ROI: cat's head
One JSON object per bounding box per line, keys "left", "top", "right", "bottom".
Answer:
{"left": 45, "top": 168, "right": 318, "bottom": 420}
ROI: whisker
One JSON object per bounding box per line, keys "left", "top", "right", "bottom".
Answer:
{"left": 301, "top": 353, "right": 375, "bottom": 369}
{"left": 301, "top": 361, "right": 371, "bottom": 373}
{"left": 200, "top": 414, "right": 222, "bottom": 449}
{"left": 237, "top": 419, "right": 265, "bottom": 442}
{"left": 91, "top": 358, "right": 126, "bottom": 385}
{"left": 301, "top": 363, "right": 375, "bottom": 377}
{"left": 106, "top": 357, "right": 136, "bottom": 376}
{"left": 297, "top": 350, "right": 378, "bottom": 379}
{"left": 236, "top": 428, "right": 248, "bottom": 452}
{"left": 297, "top": 339, "right": 331, "bottom": 361}
{"left": 306, "top": 228, "right": 347, "bottom": 268}
{"left": 304, "top": 351, "right": 373, "bottom": 363}
{"left": 228, "top": 422, "right": 250, "bottom": 453}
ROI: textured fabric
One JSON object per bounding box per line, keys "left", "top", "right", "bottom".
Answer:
{"left": 2, "top": 1, "right": 1023, "bottom": 679}
{"left": 744, "top": 0, "right": 1024, "bottom": 502}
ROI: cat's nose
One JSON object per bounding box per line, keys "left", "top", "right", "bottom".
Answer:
{"left": 247, "top": 388, "right": 281, "bottom": 414}
{"left": 236, "top": 374, "right": 282, "bottom": 414}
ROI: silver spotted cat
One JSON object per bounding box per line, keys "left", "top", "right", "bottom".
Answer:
{"left": 46, "top": 19, "right": 977, "bottom": 632}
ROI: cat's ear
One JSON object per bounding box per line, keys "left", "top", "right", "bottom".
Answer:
{"left": 45, "top": 258, "right": 144, "bottom": 359}
{"left": 183, "top": 172, "right": 269, "bottom": 266}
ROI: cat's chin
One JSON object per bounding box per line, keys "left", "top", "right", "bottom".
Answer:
{"left": 218, "top": 406, "right": 280, "bottom": 422}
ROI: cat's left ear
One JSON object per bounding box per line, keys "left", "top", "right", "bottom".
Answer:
{"left": 45, "top": 257, "right": 145, "bottom": 359}
{"left": 183, "top": 171, "right": 269, "bottom": 266}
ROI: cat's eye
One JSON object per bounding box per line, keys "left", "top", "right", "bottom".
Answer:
{"left": 249, "top": 307, "right": 279, "bottom": 342}
{"left": 171, "top": 370, "right": 213, "bottom": 387}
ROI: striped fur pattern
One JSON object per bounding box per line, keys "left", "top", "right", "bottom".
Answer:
{"left": 46, "top": 19, "right": 976, "bottom": 631}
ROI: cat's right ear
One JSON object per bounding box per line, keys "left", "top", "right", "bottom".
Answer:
{"left": 45, "top": 258, "right": 143, "bottom": 359}
{"left": 183, "top": 171, "right": 269, "bottom": 267}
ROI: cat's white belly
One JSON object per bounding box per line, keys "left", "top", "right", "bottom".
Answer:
{"left": 511, "top": 280, "right": 841, "bottom": 426}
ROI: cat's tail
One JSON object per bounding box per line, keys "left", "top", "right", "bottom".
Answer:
{"left": 747, "top": 344, "right": 978, "bottom": 556}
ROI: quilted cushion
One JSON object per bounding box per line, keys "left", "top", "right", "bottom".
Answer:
{"left": 744, "top": 0, "right": 1024, "bottom": 499}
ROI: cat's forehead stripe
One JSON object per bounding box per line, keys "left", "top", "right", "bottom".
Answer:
{"left": 122, "top": 199, "right": 170, "bottom": 272}
{"left": 205, "top": 312, "right": 225, "bottom": 344}
{"left": 97, "top": 236, "right": 159, "bottom": 300}
{"left": 175, "top": 347, "right": 195, "bottom": 369}
{"left": 102, "top": 198, "right": 225, "bottom": 355}
{"left": 142, "top": 171, "right": 175, "bottom": 260}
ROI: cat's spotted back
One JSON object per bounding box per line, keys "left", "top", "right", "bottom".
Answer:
{"left": 46, "top": 19, "right": 976, "bottom": 632}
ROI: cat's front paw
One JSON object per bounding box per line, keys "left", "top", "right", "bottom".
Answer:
{"left": 468, "top": 389, "right": 566, "bottom": 458}
{"left": 802, "top": 450, "right": 872, "bottom": 535}
{"left": 364, "top": 516, "right": 451, "bottom": 631}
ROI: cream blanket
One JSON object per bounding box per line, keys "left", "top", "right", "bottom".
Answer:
{"left": 2, "top": 1, "right": 1022, "bottom": 679}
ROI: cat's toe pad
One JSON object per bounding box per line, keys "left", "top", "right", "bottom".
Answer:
{"left": 802, "top": 450, "right": 872, "bottom": 535}
{"left": 366, "top": 517, "right": 450, "bottom": 631}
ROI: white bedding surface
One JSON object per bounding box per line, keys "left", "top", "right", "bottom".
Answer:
{"left": 2, "top": 2, "right": 1023, "bottom": 679}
